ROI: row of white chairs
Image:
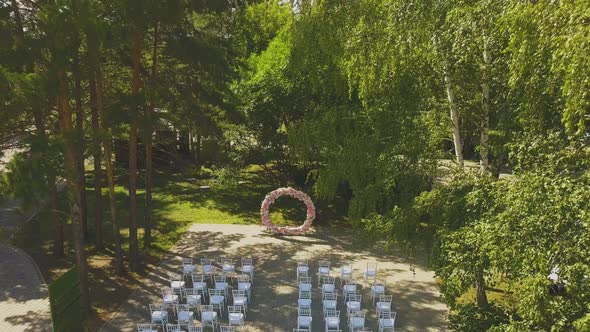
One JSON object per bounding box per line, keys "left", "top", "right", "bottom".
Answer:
{"left": 183, "top": 257, "right": 255, "bottom": 281}
{"left": 296, "top": 260, "right": 378, "bottom": 286}
{"left": 139, "top": 257, "right": 255, "bottom": 332}
{"left": 295, "top": 260, "right": 397, "bottom": 332}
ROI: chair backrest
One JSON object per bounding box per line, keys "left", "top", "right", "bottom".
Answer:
{"left": 366, "top": 262, "right": 377, "bottom": 272}
{"left": 379, "top": 311, "right": 397, "bottom": 320}
{"left": 137, "top": 323, "right": 154, "bottom": 332}
{"left": 293, "top": 329, "right": 310, "bottom": 332}
{"left": 175, "top": 303, "right": 190, "bottom": 313}
{"left": 297, "top": 259, "right": 308, "bottom": 267}
{"left": 299, "top": 290, "right": 311, "bottom": 300}
{"left": 149, "top": 303, "right": 164, "bottom": 313}
{"left": 298, "top": 276, "right": 311, "bottom": 284}
{"left": 348, "top": 294, "right": 362, "bottom": 302}
{"left": 220, "top": 326, "right": 237, "bottom": 332}
{"left": 166, "top": 324, "right": 182, "bottom": 332}
{"left": 351, "top": 310, "right": 366, "bottom": 318}
{"left": 341, "top": 263, "right": 352, "bottom": 271}
{"left": 191, "top": 273, "right": 204, "bottom": 283}
{"left": 188, "top": 326, "right": 203, "bottom": 332}
{"left": 214, "top": 274, "right": 226, "bottom": 282}
{"left": 200, "top": 304, "right": 214, "bottom": 313}
{"left": 323, "top": 292, "right": 337, "bottom": 301}
{"left": 228, "top": 305, "right": 243, "bottom": 314}
{"left": 298, "top": 307, "right": 312, "bottom": 317}
{"left": 209, "top": 288, "right": 224, "bottom": 297}
{"left": 321, "top": 275, "right": 336, "bottom": 285}
{"left": 241, "top": 257, "right": 253, "bottom": 266}
{"left": 182, "top": 257, "right": 193, "bottom": 265}
{"left": 324, "top": 309, "right": 340, "bottom": 318}
{"left": 379, "top": 295, "right": 392, "bottom": 303}
{"left": 185, "top": 288, "right": 199, "bottom": 296}
{"left": 319, "top": 261, "right": 330, "bottom": 269}
{"left": 233, "top": 289, "right": 246, "bottom": 297}
{"left": 201, "top": 258, "right": 212, "bottom": 265}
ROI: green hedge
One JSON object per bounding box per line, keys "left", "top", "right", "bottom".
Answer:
{"left": 48, "top": 267, "right": 83, "bottom": 332}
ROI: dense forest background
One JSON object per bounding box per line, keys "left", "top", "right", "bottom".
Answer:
{"left": 1, "top": 0, "right": 589, "bottom": 330}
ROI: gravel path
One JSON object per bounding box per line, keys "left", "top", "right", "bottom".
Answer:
{"left": 0, "top": 243, "right": 52, "bottom": 332}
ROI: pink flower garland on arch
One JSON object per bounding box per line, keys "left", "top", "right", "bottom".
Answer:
{"left": 261, "top": 187, "right": 316, "bottom": 235}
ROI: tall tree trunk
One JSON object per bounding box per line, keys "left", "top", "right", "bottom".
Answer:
{"left": 480, "top": 40, "right": 491, "bottom": 173}
{"left": 475, "top": 266, "right": 489, "bottom": 308}
{"left": 57, "top": 69, "right": 91, "bottom": 313}
{"left": 73, "top": 56, "right": 88, "bottom": 239}
{"left": 128, "top": 33, "right": 142, "bottom": 271}
{"left": 444, "top": 68, "right": 464, "bottom": 169}
{"left": 144, "top": 22, "right": 159, "bottom": 250}
{"left": 33, "top": 109, "right": 64, "bottom": 256}
{"left": 88, "top": 26, "right": 124, "bottom": 273}
{"left": 195, "top": 131, "right": 201, "bottom": 167}
{"left": 89, "top": 70, "right": 103, "bottom": 251}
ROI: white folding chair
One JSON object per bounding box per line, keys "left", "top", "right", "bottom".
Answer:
{"left": 200, "top": 305, "right": 218, "bottom": 331}
{"left": 149, "top": 304, "right": 168, "bottom": 331}
{"left": 220, "top": 257, "right": 236, "bottom": 276}
{"left": 161, "top": 288, "right": 179, "bottom": 315}
{"left": 215, "top": 274, "right": 229, "bottom": 297}
{"left": 176, "top": 303, "right": 194, "bottom": 326}
{"left": 364, "top": 262, "right": 377, "bottom": 282}
{"left": 241, "top": 257, "right": 254, "bottom": 281}
{"left": 237, "top": 274, "right": 252, "bottom": 302}
{"left": 191, "top": 273, "right": 208, "bottom": 301}
{"left": 324, "top": 309, "right": 341, "bottom": 332}
{"left": 298, "top": 290, "right": 312, "bottom": 310}
{"left": 317, "top": 261, "right": 331, "bottom": 285}
{"left": 183, "top": 257, "right": 197, "bottom": 276}
{"left": 168, "top": 273, "right": 186, "bottom": 300}
{"left": 137, "top": 323, "right": 157, "bottom": 332}
{"left": 209, "top": 288, "right": 226, "bottom": 317}
{"left": 232, "top": 289, "right": 248, "bottom": 315}
{"left": 378, "top": 311, "right": 396, "bottom": 332}
{"left": 343, "top": 280, "right": 357, "bottom": 304}
{"left": 321, "top": 275, "right": 336, "bottom": 297}
{"left": 201, "top": 258, "right": 216, "bottom": 281}
{"left": 348, "top": 310, "right": 366, "bottom": 332}
{"left": 166, "top": 323, "right": 182, "bottom": 332}
{"left": 221, "top": 326, "right": 237, "bottom": 332}
{"left": 376, "top": 295, "right": 392, "bottom": 317}
{"left": 298, "top": 276, "right": 312, "bottom": 292}
{"left": 297, "top": 307, "right": 313, "bottom": 330}
{"left": 228, "top": 305, "right": 245, "bottom": 329}
{"left": 293, "top": 329, "right": 310, "bottom": 332}
{"left": 297, "top": 259, "right": 310, "bottom": 278}
{"left": 340, "top": 263, "right": 353, "bottom": 286}
{"left": 370, "top": 282, "right": 386, "bottom": 305}
{"left": 346, "top": 294, "right": 362, "bottom": 317}
{"left": 185, "top": 288, "right": 202, "bottom": 312}
{"left": 322, "top": 292, "right": 337, "bottom": 314}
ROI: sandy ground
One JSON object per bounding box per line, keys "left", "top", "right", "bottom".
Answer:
{"left": 100, "top": 223, "right": 448, "bottom": 331}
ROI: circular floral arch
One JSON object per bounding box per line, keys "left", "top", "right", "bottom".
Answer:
{"left": 261, "top": 187, "right": 315, "bottom": 235}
